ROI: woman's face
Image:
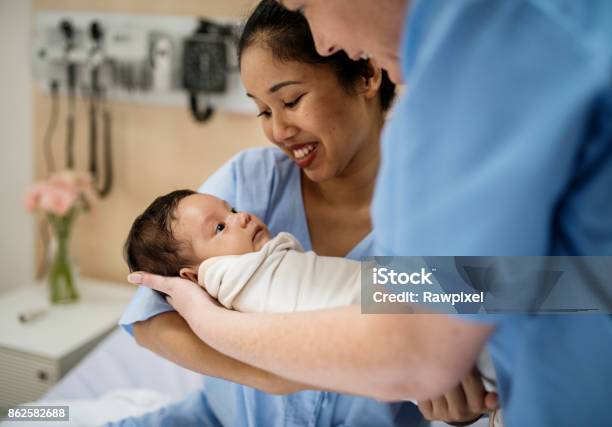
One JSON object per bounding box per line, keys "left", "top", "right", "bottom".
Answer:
{"left": 241, "top": 44, "right": 379, "bottom": 183}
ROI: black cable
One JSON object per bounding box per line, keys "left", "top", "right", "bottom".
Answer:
{"left": 43, "top": 80, "right": 60, "bottom": 175}
{"left": 87, "top": 20, "right": 113, "bottom": 197}
{"left": 89, "top": 83, "right": 98, "bottom": 182}
{"left": 189, "top": 93, "right": 215, "bottom": 122}
{"left": 98, "top": 106, "right": 113, "bottom": 197}
{"left": 65, "top": 74, "right": 76, "bottom": 170}
{"left": 88, "top": 68, "right": 113, "bottom": 197}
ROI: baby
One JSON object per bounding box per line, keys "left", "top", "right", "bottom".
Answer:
{"left": 124, "top": 189, "right": 361, "bottom": 312}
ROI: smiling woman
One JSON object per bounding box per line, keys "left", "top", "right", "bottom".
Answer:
{"left": 236, "top": 0, "right": 397, "bottom": 260}
{"left": 238, "top": 1, "right": 395, "bottom": 185}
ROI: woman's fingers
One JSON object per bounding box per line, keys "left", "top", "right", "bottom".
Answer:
{"left": 418, "top": 376, "right": 489, "bottom": 423}
{"left": 417, "top": 399, "right": 434, "bottom": 420}
{"left": 461, "top": 369, "right": 487, "bottom": 413}
{"left": 431, "top": 396, "right": 449, "bottom": 420}
{"left": 127, "top": 271, "right": 174, "bottom": 294}
{"left": 417, "top": 395, "right": 448, "bottom": 421}
{"left": 444, "top": 382, "right": 469, "bottom": 421}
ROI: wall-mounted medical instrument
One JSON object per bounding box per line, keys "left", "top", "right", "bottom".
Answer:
{"left": 32, "top": 12, "right": 253, "bottom": 199}
{"left": 32, "top": 11, "right": 254, "bottom": 116}
{"left": 182, "top": 19, "right": 234, "bottom": 123}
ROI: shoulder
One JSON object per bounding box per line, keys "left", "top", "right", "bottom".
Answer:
{"left": 403, "top": 0, "right": 612, "bottom": 77}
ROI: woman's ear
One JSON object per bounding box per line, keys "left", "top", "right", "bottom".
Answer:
{"left": 179, "top": 267, "right": 198, "bottom": 283}
{"left": 360, "top": 60, "right": 383, "bottom": 101}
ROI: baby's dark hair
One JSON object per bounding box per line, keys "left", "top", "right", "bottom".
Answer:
{"left": 238, "top": 0, "right": 396, "bottom": 112}
{"left": 124, "top": 189, "right": 197, "bottom": 276}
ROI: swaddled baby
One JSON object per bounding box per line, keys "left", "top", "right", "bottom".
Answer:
{"left": 124, "top": 189, "right": 361, "bottom": 312}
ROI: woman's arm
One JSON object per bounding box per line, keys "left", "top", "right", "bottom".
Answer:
{"left": 191, "top": 306, "right": 493, "bottom": 402}
{"left": 132, "top": 311, "right": 310, "bottom": 395}
{"left": 130, "top": 272, "right": 494, "bottom": 402}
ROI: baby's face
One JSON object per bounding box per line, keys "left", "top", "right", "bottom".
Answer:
{"left": 173, "top": 194, "right": 271, "bottom": 263}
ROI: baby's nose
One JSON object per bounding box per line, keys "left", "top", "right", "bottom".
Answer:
{"left": 229, "top": 211, "right": 251, "bottom": 228}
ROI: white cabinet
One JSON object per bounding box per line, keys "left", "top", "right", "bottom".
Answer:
{"left": 0, "top": 278, "right": 135, "bottom": 406}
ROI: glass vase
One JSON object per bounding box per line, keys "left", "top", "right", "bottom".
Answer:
{"left": 47, "top": 210, "right": 79, "bottom": 304}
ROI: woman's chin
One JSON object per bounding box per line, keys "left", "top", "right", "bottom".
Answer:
{"left": 302, "top": 166, "right": 334, "bottom": 183}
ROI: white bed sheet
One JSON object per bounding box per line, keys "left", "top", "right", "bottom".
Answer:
{"left": 44, "top": 327, "right": 202, "bottom": 401}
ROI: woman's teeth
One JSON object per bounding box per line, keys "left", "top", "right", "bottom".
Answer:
{"left": 293, "top": 144, "right": 316, "bottom": 159}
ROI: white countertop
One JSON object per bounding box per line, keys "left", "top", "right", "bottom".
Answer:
{"left": 0, "top": 277, "right": 135, "bottom": 359}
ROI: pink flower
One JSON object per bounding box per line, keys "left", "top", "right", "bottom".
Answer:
{"left": 23, "top": 170, "right": 98, "bottom": 217}
{"left": 23, "top": 183, "right": 44, "bottom": 212}
{"left": 39, "top": 184, "right": 78, "bottom": 216}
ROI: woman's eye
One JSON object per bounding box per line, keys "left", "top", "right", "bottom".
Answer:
{"left": 257, "top": 110, "right": 271, "bottom": 118}
{"left": 284, "top": 94, "right": 304, "bottom": 109}
{"left": 231, "top": 207, "right": 238, "bottom": 213}
{"left": 215, "top": 223, "right": 225, "bottom": 234}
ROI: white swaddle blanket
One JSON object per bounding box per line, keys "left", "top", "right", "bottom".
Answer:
{"left": 197, "top": 232, "right": 361, "bottom": 312}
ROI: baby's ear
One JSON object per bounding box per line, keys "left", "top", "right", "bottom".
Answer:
{"left": 179, "top": 267, "right": 199, "bottom": 284}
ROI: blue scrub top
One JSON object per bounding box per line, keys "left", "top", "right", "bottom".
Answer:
{"left": 117, "top": 147, "right": 423, "bottom": 427}
{"left": 373, "top": 0, "right": 612, "bottom": 425}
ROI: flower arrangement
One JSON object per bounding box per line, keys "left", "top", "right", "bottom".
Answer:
{"left": 24, "top": 171, "right": 98, "bottom": 304}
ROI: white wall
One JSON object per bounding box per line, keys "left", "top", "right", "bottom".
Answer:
{"left": 0, "top": 0, "right": 34, "bottom": 293}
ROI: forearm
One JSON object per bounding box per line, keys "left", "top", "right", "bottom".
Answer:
{"left": 132, "top": 311, "right": 309, "bottom": 395}
{"left": 184, "top": 304, "right": 493, "bottom": 401}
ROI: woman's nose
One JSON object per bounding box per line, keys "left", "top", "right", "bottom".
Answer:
{"left": 271, "top": 113, "right": 298, "bottom": 143}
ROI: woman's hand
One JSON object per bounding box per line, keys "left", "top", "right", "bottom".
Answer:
{"left": 127, "top": 272, "right": 221, "bottom": 319}
{"left": 417, "top": 368, "right": 498, "bottom": 425}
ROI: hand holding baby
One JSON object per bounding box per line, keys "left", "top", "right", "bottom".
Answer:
{"left": 127, "top": 272, "right": 221, "bottom": 320}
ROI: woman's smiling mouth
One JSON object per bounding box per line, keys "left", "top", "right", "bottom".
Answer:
{"left": 290, "top": 142, "right": 319, "bottom": 168}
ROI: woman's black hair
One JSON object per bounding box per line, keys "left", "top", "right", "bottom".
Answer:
{"left": 238, "top": 0, "right": 396, "bottom": 112}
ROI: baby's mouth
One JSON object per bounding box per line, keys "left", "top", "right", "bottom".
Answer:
{"left": 252, "top": 225, "right": 263, "bottom": 242}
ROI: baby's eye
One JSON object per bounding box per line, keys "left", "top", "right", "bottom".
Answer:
{"left": 231, "top": 207, "right": 238, "bottom": 213}
{"left": 215, "top": 223, "right": 225, "bottom": 234}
